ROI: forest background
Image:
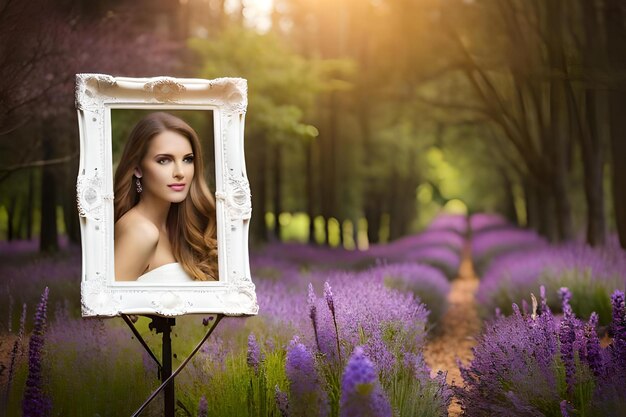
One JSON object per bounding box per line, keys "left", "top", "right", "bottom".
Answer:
{"left": 1, "top": 0, "right": 625, "bottom": 251}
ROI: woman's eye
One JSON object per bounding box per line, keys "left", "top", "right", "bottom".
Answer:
{"left": 157, "top": 158, "right": 170, "bottom": 165}
{"left": 184, "top": 156, "right": 194, "bottom": 164}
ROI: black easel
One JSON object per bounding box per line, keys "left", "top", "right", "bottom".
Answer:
{"left": 122, "top": 313, "right": 224, "bottom": 417}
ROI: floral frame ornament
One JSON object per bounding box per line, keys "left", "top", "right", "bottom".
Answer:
{"left": 75, "top": 74, "right": 257, "bottom": 317}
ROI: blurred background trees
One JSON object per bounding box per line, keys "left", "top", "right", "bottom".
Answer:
{"left": 1, "top": 0, "right": 624, "bottom": 251}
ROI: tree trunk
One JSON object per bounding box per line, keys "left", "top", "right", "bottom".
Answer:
{"left": 63, "top": 159, "right": 80, "bottom": 244}
{"left": 39, "top": 133, "right": 58, "bottom": 253}
{"left": 387, "top": 170, "right": 400, "bottom": 241}
{"left": 537, "top": 183, "right": 557, "bottom": 241}
{"left": 6, "top": 195, "right": 16, "bottom": 241}
{"left": 546, "top": 0, "right": 573, "bottom": 241}
{"left": 577, "top": 0, "right": 606, "bottom": 246}
{"left": 357, "top": 100, "right": 382, "bottom": 244}
{"left": 500, "top": 168, "right": 519, "bottom": 225}
{"left": 606, "top": 0, "right": 626, "bottom": 249}
{"left": 323, "top": 92, "right": 339, "bottom": 246}
{"left": 19, "top": 194, "right": 28, "bottom": 239}
{"left": 365, "top": 198, "right": 382, "bottom": 245}
{"left": 524, "top": 178, "right": 539, "bottom": 232}
{"left": 306, "top": 140, "right": 316, "bottom": 244}
{"left": 352, "top": 216, "right": 360, "bottom": 249}
{"left": 580, "top": 91, "right": 607, "bottom": 246}
{"left": 250, "top": 134, "right": 268, "bottom": 245}
{"left": 551, "top": 138, "right": 574, "bottom": 241}
{"left": 26, "top": 168, "right": 34, "bottom": 240}
{"left": 389, "top": 170, "right": 418, "bottom": 241}
{"left": 273, "top": 143, "right": 282, "bottom": 241}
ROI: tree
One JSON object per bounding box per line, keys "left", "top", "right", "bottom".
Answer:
{"left": 0, "top": 0, "right": 180, "bottom": 249}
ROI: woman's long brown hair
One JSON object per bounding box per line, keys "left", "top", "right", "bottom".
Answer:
{"left": 114, "top": 112, "right": 218, "bottom": 281}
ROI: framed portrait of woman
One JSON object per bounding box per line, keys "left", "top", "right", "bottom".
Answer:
{"left": 75, "top": 74, "right": 258, "bottom": 317}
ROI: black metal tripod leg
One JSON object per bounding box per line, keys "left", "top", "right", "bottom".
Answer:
{"left": 121, "top": 314, "right": 163, "bottom": 375}
{"left": 130, "top": 314, "right": 225, "bottom": 417}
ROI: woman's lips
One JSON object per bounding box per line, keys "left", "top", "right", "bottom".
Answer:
{"left": 168, "top": 184, "right": 186, "bottom": 191}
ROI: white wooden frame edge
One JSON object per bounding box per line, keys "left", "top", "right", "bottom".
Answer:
{"left": 75, "top": 73, "right": 258, "bottom": 317}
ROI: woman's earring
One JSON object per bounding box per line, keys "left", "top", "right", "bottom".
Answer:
{"left": 135, "top": 177, "right": 143, "bottom": 194}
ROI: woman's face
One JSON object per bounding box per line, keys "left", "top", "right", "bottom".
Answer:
{"left": 138, "top": 130, "right": 195, "bottom": 204}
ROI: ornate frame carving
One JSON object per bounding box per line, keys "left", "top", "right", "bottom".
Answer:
{"left": 76, "top": 74, "right": 257, "bottom": 317}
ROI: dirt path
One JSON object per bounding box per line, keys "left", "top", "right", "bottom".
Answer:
{"left": 424, "top": 246, "right": 481, "bottom": 416}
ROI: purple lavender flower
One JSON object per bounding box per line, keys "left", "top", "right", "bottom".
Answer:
{"left": 456, "top": 305, "right": 561, "bottom": 415}
{"left": 558, "top": 297, "right": 582, "bottom": 393}
{"left": 285, "top": 338, "right": 328, "bottom": 417}
{"left": 198, "top": 395, "right": 208, "bottom": 417}
{"left": 310, "top": 271, "right": 429, "bottom": 376}
{"left": 340, "top": 347, "right": 391, "bottom": 417}
{"left": 428, "top": 213, "right": 468, "bottom": 235}
{"left": 469, "top": 213, "right": 508, "bottom": 233}
{"left": 308, "top": 283, "right": 321, "bottom": 351}
{"left": 22, "top": 287, "right": 51, "bottom": 417}
{"left": 585, "top": 313, "right": 602, "bottom": 377}
{"left": 324, "top": 281, "right": 335, "bottom": 316}
{"left": 370, "top": 262, "right": 449, "bottom": 324}
{"left": 324, "top": 281, "right": 342, "bottom": 365}
{"left": 596, "top": 290, "right": 626, "bottom": 411}
{"left": 369, "top": 229, "right": 465, "bottom": 258}
{"left": 611, "top": 290, "right": 625, "bottom": 337}
{"left": 247, "top": 333, "right": 261, "bottom": 373}
{"left": 478, "top": 243, "right": 626, "bottom": 323}
{"left": 540, "top": 285, "right": 551, "bottom": 315}
{"left": 559, "top": 287, "right": 573, "bottom": 317}
{"left": 5, "top": 303, "right": 27, "bottom": 408}
{"left": 275, "top": 385, "right": 289, "bottom": 417}
{"left": 472, "top": 227, "right": 548, "bottom": 275}
{"left": 521, "top": 299, "right": 529, "bottom": 316}
{"left": 407, "top": 246, "right": 461, "bottom": 279}
{"left": 560, "top": 400, "right": 571, "bottom": 417}
{"left": 607, "top": 290, "right": 626, "bottom": 375}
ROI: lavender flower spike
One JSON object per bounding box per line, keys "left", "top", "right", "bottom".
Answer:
{"left": 286, "top": 338, "right": 328, "bottom": 417}
{"left": 585, "top": 313, "right": 602, "bottom": 377}
{"left": 308, "top": 283, "right": 321, "bottom": 352}
{"left": 247, "top": 333, "right": 260, "bottom": 372}
{"left": 540, "top": 285, "right": 550, "bottom": 315}
{"left": 559, "top": 287, "right": 573, "bottom": 317}
{"left": 22, "top": 287, "right": 51, "bottom": 417}
{"left": 611, "top": 290, "right": 625, "bottom": 332}
{"left": 324, "top": 280, "right": 342, "bottom": 365}
{"left": 275, "top": 385, "right": 289, "bottom": 417}
{"left": 340, "top": 347, "right": 392, "bottom": 417}
{"left": 198, "top": 395, "right": 208, "bottom": 417}
{"left": 324, "top": 281, "right": 335, "bottom": 316}
{"left": 609, "top": 290, "right": 626, "bottom": 362}
{"left": 6, "top": 304, "right": 27, "bottom": 397}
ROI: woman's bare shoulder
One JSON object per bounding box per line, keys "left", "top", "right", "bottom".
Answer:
{"left": 115, "top": 209, "right": 159, "bottom": 243}
{"left": 114, "top": 209, "right": 159, "bottom": 280}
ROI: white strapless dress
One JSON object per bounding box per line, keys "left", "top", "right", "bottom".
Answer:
{"left": 136, "top": 263, "right": 194, "bottom": 283}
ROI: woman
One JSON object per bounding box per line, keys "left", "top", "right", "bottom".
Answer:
{"left": 114, "top": 112, "right": 218, "bottom": 282}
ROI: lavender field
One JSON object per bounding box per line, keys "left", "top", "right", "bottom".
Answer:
{"left": 1, "top": 213, "right": 625, "bottom": 416}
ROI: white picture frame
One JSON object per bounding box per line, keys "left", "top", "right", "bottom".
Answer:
{"left": 75, "top": 73, "right": 258, "bottom": 317}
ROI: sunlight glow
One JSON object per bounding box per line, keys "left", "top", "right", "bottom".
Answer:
{"left": 225, "top": 0, "right": 274, "bottom": 31}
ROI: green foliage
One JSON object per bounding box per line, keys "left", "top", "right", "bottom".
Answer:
{"left": 188, "top": 27, "right": 323, "bottom": 144}
{"left": 5, "top": 317, "right": 158, "bottom": 417}
{"left": 195, "top": 352, "right": 286, "bottom": 417}
{"left": 483, "top": 267, "right": 622, "bottom": 326}
{"left": 316, "top": 353, "right": 342, "bottom": 417}
{"left": 384, "top": 363, "right": 447, "bottom": 417}
{"left": 552, "top": 351, "right": 596, "bottom": 417}
{"left": 548, "top": 269, "right": 617, "bottom": 326}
